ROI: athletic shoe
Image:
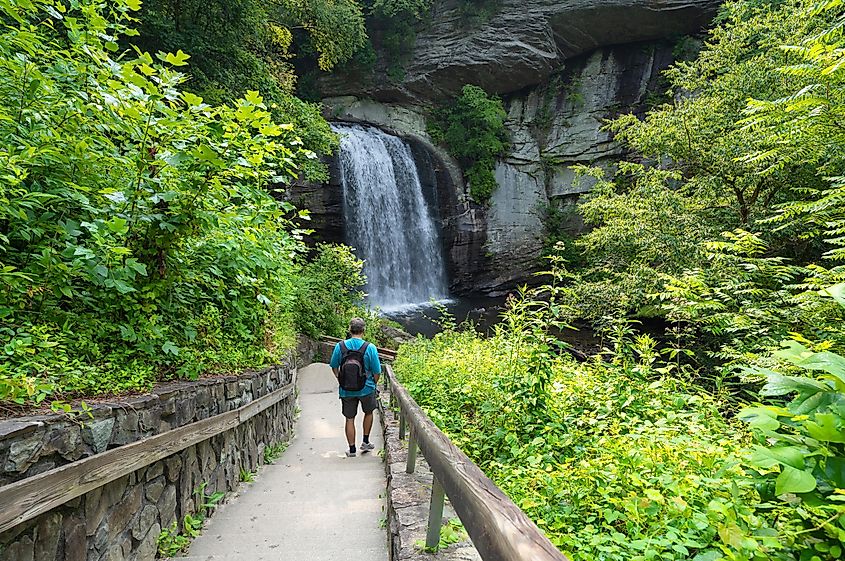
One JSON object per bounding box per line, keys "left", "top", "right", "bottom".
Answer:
{"left": 360, "top": 442, "right": 375, "bottom": 452}
{"left": 346, "top": 449, "right": 357, "bottom": 457}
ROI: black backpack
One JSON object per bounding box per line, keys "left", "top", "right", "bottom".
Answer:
{"left": 338, "top": 341, "right": 369, "bottom": 391}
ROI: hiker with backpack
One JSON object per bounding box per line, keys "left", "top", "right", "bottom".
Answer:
{"left": 330, "top": 317, "right": 382, "bottom": 457}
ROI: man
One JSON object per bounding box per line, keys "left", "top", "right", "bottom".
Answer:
{"left": 330, "top": 317, "right": 382, "bottom": 457}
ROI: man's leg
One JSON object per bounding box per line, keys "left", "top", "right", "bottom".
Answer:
{"left": 346, "top": 417, "right": 356, "bottom": 446}
{"left": 342, "top": 397, "right": 359, "bottom": 456}
{"left": 360, "top": 392, "right": 377, "bottom": 451}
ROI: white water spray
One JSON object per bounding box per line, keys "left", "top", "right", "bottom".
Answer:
{"left": 334, "top": 124, "right": 449, "bottom": 311}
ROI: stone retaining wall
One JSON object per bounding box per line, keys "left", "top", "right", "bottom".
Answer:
{"left": 379, "top": 397, "right": 480, "bottom": 561}
{"left": 0, "top": 342, "right": 314, "bottom": 561}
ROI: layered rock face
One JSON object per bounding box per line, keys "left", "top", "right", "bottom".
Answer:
{"left": 294, "top": 0, "right": 718, "bottom": 294}
{"left": 319, "top": 0, "right": 717, "bottom": 103}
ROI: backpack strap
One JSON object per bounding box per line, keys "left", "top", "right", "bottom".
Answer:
{"left": 339, "top": 340, "right": 348, "bottom": 357}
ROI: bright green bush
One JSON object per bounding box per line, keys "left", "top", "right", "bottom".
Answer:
{"left": 428, "top": 84, "right": 509, "bottom": 203}
{"left": 0, "top": 0, "right": 361, "bottom": 406}
{"left": 394, "top": 317, "right": 774, "bottom": 560}
{"left": 740, "top": 286, "right": 845, "bottom": 560}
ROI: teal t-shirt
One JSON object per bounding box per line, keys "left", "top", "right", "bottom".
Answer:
{"left": 330, "top": 338, "right": 382, "bottom": 398}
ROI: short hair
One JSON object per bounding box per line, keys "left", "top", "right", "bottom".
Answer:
{"left": 349, "top": 317, "right": 366, "bottom": 335}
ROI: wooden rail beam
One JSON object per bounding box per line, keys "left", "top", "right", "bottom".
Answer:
{"left": 0, "top": 375, "right": 297, "bottom": 534}
{"left": 320, "top": 336, "right": 398, "bottom": 362}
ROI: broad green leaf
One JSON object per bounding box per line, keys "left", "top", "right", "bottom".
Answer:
{"left": 750, "top": 445, "right": 806, "bottom": 470}
{"left": 158, "top": 50, "right": 190, "bottom": 66}
{"left": 776, "top": 466, "right": 817, "bottom": 495}
{"left": 739, "top": 407, "right": 781, "bottom": 431}
{"left": 822, "top": 283, "right": 845, "bottom": 307}
{"left": 804, "top": 413, "right": 845, "bottom": 443}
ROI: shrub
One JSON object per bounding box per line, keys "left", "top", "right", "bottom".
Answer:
{"left": 0, "top": 0, "right": 360, "bottom": 406}
{"left": 428, "top": 85, "right": 509, "bottom": 203}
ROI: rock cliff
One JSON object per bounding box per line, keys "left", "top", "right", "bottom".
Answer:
{"left": 292, "top": 0, "right": 718, "bottom": 294}
{"left": 319, "top": 0, "right": 717, "bottom": 104}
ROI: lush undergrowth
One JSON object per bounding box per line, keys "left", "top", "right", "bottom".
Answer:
{"left": 394, "top": 278, "right": 845, "bottom": 560}
{"left": 397, "top": 331, "right": 753, "bottom": 561}
{"left": 0, "top": 0, "right": 363, "bottom": 409}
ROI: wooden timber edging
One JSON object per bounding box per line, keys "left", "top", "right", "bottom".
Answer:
{"left": 385, "top": 364, "right": 568, "bottom": 561}
{"left": 0, "top": 372, "right": 297, "bottom": 535}
{"left": 321, "top": 335, "right": 398, "bottom": 361}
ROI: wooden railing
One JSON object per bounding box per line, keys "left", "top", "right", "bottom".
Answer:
{"left": 322, "top": 337, "right": 568, "bottom": 561}
{"left": 0, "top": 373, "right": 296, "bottom": 534}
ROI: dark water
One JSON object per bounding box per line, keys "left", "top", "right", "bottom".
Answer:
{"left": 384, "top": 295, "right": 602, "bottom": 356}
{"left": 383, "top": 295, "right": 508, "bottom": 338}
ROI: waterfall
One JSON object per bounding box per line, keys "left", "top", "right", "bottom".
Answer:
{"left": 334, "top": 124, "right": 449, "bottom": 311}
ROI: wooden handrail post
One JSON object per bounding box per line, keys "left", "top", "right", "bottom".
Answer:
{"left": 399, "top": 409, "right": 406, "bottom": 440}
{"left": 425, "top": 475, "right": 446, "bottom": 551}
{"left": 406, "top": 427, "right": 418, "bottom": 474}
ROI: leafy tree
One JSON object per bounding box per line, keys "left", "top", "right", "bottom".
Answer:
{"left": 428, "top": 84, "right": 509, "bottom": 202}
{"left": 741, "top": 0, "right": 845, "bottom": 263}
{"left": 0, "top": 0, "right": 361, "bottom": 405}
{"left": 555, "top": 0, "right": 841, "bottom": 336}
{"left": 135, "top": 0, "right": 368, "bottom": 180}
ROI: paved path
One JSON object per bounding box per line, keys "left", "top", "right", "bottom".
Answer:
{"left": 174, "top": 363, "right": 389, "bottom": 561}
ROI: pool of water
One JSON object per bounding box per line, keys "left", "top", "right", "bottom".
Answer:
{"left": 382, "top": 295, "right": 603, "bottom": 357}
{"left": 382, "top": 295, "right": 508, "bottom": 338}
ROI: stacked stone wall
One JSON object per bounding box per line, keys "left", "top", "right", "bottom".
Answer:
{"left": 0, "top": 347, "right": 309, "bottom": 561}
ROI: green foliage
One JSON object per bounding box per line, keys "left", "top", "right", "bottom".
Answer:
{"left": 394, "top": 281, "right": 775, "bottom": 561}
{"left": 156, "top": 482, "right": 225, "bottom": 556}
{"left": 0, "top": 0, "right": 361, "bottom": 406}
{"left": 293, "top": 244, "right": 366, "bottom": 339}
{"left": 428, "top": 85, "right": 509, "bottom": 203}
{"left": 264, "top": 441, "right": 289, "bottom": 463}
{"left": 157, "top": 522, "right": 191, "bottom": 557}
{"left": 560, "top": 164, "right": 718, "bottom": 321}
{"left": 414, "top": 519, "right": 467, "bottom": 552}
{"left": 136, "top": 0, "right": 352, "bottom": 181}
{"left": 739, "top": 0, "right": 845, "bottom": 264}
{"left": 657, "top": 231, "right": 845, "bottom": 371}
{"left": 550, "top": 0, "right": 845, "bottom": 367}
{"left": 239, "top": 468, "right": 257, "bottom": 483}
{"left": 740, "top": 287, "right": 845, "bottom": 559}
{"left": 370, "top": 0, "right": 432, "bottom": 19}
{"left": 454, "top": 0, "right": 501, "bottom": 26}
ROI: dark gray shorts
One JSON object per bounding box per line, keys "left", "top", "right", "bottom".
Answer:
{"left": 341, "top": 392, "right": 377, "bottom": 419}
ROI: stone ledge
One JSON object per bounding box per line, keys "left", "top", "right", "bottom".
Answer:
{"left": 0, "top": 337, "right": 320, "bottom": 561}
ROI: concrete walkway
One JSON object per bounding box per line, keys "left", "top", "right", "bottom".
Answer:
{"left": 174, "top": 363, "right": 389, "bottom": 561}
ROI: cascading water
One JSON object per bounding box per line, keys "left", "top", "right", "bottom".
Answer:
{"left": 334, "top": 123, "right": 449, "bottom": 311}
